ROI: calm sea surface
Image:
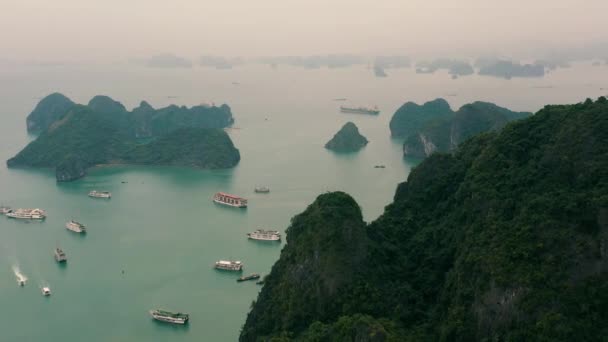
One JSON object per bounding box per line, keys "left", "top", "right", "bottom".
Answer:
{"left": 0, "top": 63, "right": 606, "bottom": 341}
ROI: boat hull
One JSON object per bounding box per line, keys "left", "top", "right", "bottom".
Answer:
{"left": 247, "top": 235, "right": 281, "bottom": 241}
{"left": 6, "top": 213, "right": 45, "bottom": 220}
{"left": 66, "top": 223, "right": 86, "bottom": 233}
{"left": 213, "top": 199, "right": 247, "bottom": 208}
{"left": 150, "top": 311, "right": 189, "bottom": 324}
{"left": 340, "top": 108, "right": 380, "bottom": 115}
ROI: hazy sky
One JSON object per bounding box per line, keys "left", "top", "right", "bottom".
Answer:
{"left": 2, "top": 0, "right": 607, "bottom": 62}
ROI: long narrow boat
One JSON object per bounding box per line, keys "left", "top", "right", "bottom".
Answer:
{"left": 88, "top": 190, "right": 111, "bottom": 199}
{"left": 237, "top": 273, "right": 261, "bottom": 282}
{"left": 149, "top": 309, "right": 189, "bottom": 324}
{"left": 6, "top": 208, "right": 46, "bottom": 220}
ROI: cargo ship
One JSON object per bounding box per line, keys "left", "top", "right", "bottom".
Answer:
{"left": 339, "top": 105, "right": 380, "bottom": 115}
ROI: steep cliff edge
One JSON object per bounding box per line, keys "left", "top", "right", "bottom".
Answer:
{"left": 389, "top": 98, "right": 453, "bottom": 138}
{"left": 241, "top": 192, "right": 368, "bottom": 340}
{"left": 403, "top": 101, "right": 530, "bottom": 158}
{"left": 26, "top": 93, "right": 75, "bottom": 132}
{"left": 242, "top": 97, "right": 608, "bottom": 341}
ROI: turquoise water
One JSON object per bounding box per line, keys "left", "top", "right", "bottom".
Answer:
{"left": 0, "top": 63, "right": 607, "bottom": 341}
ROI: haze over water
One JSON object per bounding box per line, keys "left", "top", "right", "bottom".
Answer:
{"left": 0, "top": 63, "right": 607, "bottom": 341}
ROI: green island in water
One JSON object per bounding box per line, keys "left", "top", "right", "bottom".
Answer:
{"left": 6, "top": 93, "right": 240, "bottom": 181}
{"left": 240, "top": 97, "right": 608, "bottom": 341}
{"left": 324, "top": 122, "right": 368, "bottom": 152}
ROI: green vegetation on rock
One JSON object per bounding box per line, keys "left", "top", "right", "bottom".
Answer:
{"left": 8, "top": 95, "right": 240, "bottom": 181}
{"left": 241, "top": 97, "right": 608, "bottom": 341}
{"left": 389, "top": 98, "right": 452, "bottom": 138}
{"left": 403, "top": 101, "right": 530, "bottom": 158}
{"left": 325, "top": 122, "right": 368, "bottom": 152}
{"left": 26, "top": 92, "right": 75, "bottom": 132}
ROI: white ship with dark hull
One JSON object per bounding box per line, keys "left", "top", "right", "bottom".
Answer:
{"left": 6, "top": 208, "right": 46, "bottom": 220}
{"left": 66, "top": 220, "right": 86, "bottom": 233}
{"left": 214, "top": 260, "right": 243, "bottom": 271}
{"left": 42, "top": 287, "right": 51, "bottom": 296}
{"left": 247, "top": 229, "right": 281, "bottom": 241}
{"left": 150, "top": 309, "right": 189, "bottom": 324}
{"left": 213, "top": 192, "right": 248, "bottom": 208}
{"left": 339, "top": 105, "right": 380, "bottom": 115}
{"left": 0, "top": 206, "right": 12, "bottom": 215}
{"left": 88, "top": 190, "right": 111, "bottom": 199}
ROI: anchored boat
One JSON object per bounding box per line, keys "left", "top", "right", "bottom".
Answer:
{"left": 66, "top": 220, "right": 86, "bottom": 233}
{"left": 247, "top": 229, "right": 281, "bottom": 241}
{"left": 42, "top": 287, "right": 51, "bottom": 296}
{"left": 149, "top": 309, "right": 189, "bottom": 324}
{"left": 54, "top": 248, "right": 67, "bottom": 263}
{"left": 254, "top": 186, "right": 270, "bottom": 193}
{"left": 340, "top": 105, "right": 380, "bottom": 115}
{"left": 237, "top": 273, "right": 261, "bottom": 282}
{"left": 88, "top": 190, "right": 111, "bottom": 199}
{"left": 213, "top": 192, "right": 247, "bottom": 208}
{"left": 6, "top": 208, "right": 46, "bottom": 220}
{"left": 214, "top": 260, "right": 243, "bottom": 271}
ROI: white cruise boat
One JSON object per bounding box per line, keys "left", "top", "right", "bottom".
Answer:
{"left": 214, "top": 260, "right": 243, "bottom": 271}
{"left": 247, "top": 229, "right": 281, "bottom": 241}
{"left": 213, "top": 192, "right": 247, "bottom": 208}
{"left": 54, "top": 248, "right": 67, "bottom": 262}
{"left": 88, "top": 190, "right": 111, "bottom": 199}
{"left": 42, "top": 287, "right": 51, "bottom": 296}
{"left": 0, "top": 206, "right": 12, "bottom": 215}
{"left": 66, "top": 220, "right": 86, "bottom": 233}
{"left": 6, "top": 208, "right": 46, "bottom": 220}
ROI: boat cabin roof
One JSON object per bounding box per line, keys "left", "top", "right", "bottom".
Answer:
{"left": 216, "top": 192, "right": 245, "bottom": 200}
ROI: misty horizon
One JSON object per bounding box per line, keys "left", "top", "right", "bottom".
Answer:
{"left": 2, "top": 0, "right": 608, "bottom": 65}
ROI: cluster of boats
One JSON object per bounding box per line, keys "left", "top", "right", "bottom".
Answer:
{"left": 1, "top": 190, "right": 112, "bottom": 297}
{"left": 3, "top": 187, "right": 280, "bottom": 324}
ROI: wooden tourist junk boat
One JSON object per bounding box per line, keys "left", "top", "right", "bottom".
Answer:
{"left": 213, "top": 192, "right": 248, "bottom": 208}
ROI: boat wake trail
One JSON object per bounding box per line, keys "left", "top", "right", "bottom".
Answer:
{"left": 12, "top": 265, "right": 27, "bottom": 286}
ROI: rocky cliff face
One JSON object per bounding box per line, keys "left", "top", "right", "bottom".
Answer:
{"left": 242, "top": 97, "right": 608, "bottom": 341}
{"left": 325, "top": 122, "right": 368, "bottom": 152}
{"left": 389, "top": 98, "right": 453, "bottom": 138}
{"left": 55, "top": 155, "right": 87, "bottom": 182}
{"left": 241, "top": 192, "right": 368, "bottom": 340}
{"left": 26, "top": 93, "right": 75, "bottom": 132}
{"left": 403, "top": 101, "right": 530, "bottom": 158}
